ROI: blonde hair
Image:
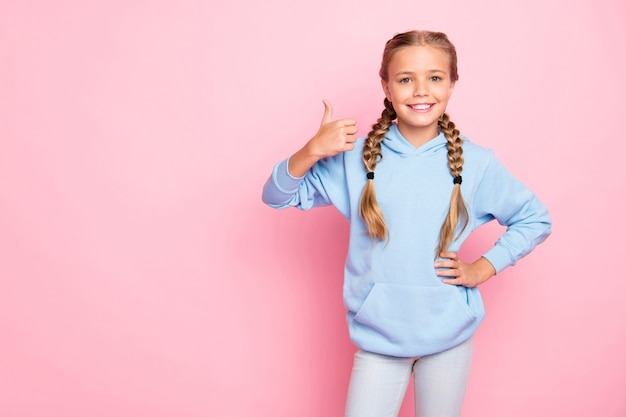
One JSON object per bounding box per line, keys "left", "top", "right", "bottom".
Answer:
{"left": 359, "top": 30, "right": 469, "bottom": 256}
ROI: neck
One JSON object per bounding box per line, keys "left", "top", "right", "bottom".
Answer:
{"left": 397, "top": 123, "right": 440, "bottom": 148}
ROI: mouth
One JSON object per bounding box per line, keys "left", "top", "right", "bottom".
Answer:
{"left": 408, "top": 103, "right": 434, "bottom": 112}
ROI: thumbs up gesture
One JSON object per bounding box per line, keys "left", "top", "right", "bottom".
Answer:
{"left": 311, "top": 100, "right": 358, "bottom": 158}
{"left": 287, "top": 100, "right": 358, "bottom": 177}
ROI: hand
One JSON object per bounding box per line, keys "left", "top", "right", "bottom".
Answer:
{"left": 306, "top": 100, "right": 358, "bottom": 159}
{"left": 434, "top": 252, "right": 496, "bottom": 288}
{"left": 288, "top": 100, "right": 358, "bottom": 177}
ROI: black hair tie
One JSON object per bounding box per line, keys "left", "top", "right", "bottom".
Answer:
{"left": 366, "top": 172, "right": 375, "bottom": 180}
{"left": 453, "top": 175, "right": 462, "bottom": 185}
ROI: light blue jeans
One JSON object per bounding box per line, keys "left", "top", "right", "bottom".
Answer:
{"left": 344, "top": 337, "right": 474, "bottom": 417}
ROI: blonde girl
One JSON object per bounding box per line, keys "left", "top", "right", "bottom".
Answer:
{"left": 263, "top": 30, "right": 551, "bottom": 417}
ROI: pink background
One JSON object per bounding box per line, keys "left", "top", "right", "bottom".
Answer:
{"left": 1, "top": 0, "right": 625, "bottom": 416}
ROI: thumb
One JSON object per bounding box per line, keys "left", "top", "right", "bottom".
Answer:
{"left": 320, "top": 99, "right": 333, "bottom": 125}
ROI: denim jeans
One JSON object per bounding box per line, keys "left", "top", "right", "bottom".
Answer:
{"left": 344, "top": 337, "right": 474, "bottom": 417}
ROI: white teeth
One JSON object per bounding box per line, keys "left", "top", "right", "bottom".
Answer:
{"left": 412, "top": 104, "right": 432, "bottom": 110}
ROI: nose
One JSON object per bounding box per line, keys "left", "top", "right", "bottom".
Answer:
{"left": 413, "top": 80, "right": 427, "bottom": 97}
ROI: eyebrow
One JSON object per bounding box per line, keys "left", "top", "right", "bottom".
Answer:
{"left": 394, "top": 69, "right": 447, "bottom": 76}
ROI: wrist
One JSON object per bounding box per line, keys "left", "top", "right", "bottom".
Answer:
{"left": 475, "top": 257, "right": 497, "bottom": 283}
{"left": 288, "top": 144, "right": 322, "bottom": 178}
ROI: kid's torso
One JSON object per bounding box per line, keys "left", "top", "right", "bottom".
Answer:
{"left": 263, "top": 124, "right": 551, "bottom": 357}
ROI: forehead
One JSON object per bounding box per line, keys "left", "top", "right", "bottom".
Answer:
{"left": 388, "top": 45, "right": 450, "bottom": 73}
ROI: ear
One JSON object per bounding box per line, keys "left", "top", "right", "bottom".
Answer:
{"left": 381, "top": 78, "right": 391, "bottom": 100}
{"left": 448, "top": 81, "right": 456, "bottom": 97}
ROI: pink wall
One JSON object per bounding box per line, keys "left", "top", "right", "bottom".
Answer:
{"left": 1, "top": 0, "right": 625, "bottom": 416}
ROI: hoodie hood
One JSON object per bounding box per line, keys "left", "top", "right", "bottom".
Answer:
{"left": 383, "top": 123, "right": 448, "bottom": 157}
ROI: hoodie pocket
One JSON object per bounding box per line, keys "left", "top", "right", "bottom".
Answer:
{"left": 353, "top": 283, "right": 479, "bottom": 349}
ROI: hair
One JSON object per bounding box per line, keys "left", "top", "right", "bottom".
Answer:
{"left": 359, "top": 30, "right": 469, "bottom": 257}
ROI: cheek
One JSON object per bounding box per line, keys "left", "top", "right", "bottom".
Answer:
{"left": 386, "top": 88, "right": 400, "bottom": 102}
{"left": 439, "top": 86, "right": 453, "bottom": 101}
{"left": 390, "top": 85, "right": 410, "bottom": 99}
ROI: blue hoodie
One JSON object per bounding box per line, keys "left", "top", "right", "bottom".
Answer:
{"left": 262, "top": 124, "right": 551, "bottom": 357}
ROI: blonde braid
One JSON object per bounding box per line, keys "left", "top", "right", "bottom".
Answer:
{"left": 436, "top": 113, "right": 469, "bottom": 257}
{"left": 366, "top": 30, "right": 462, "bottom": 246}
{"left": 359, "top": 98, "right": 396, "bottom": 240}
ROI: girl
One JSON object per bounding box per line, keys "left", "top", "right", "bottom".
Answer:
{"left": 262, "top": 30, "right": 551, "bottom": 417}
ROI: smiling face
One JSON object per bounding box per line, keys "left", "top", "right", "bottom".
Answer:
{"left": 381, "top": 45, "right": 456, "bottom": 147}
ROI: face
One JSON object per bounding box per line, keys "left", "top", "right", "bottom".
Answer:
{"left": 381, "top": 45, "right": 455, "bottom": 145}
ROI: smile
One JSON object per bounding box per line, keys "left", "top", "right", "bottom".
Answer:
{"left": 409, "top": 104, "right": 434, "bottom": 112}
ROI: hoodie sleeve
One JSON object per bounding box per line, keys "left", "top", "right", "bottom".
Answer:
{"left": 261, "top": 153, "right": 348, "bottom": 211}
{"left": 472, "top": 154, "right": 552, "bottom": 274}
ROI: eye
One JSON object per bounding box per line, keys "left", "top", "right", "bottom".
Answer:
{"left": 430, "top": 75, "right": 442, "bottom": 82}
{"left": 399, "top": 77, "right": 412, "bottom": 84}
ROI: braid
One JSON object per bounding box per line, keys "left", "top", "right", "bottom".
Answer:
{"left": 359, "top": 98, "right": 396, "bottom": 240}
{"left": 366, "top": 31, "right": 462, "bottom": 246}
{"left": 436, "top": 113, "right": 469, "bottom": 257}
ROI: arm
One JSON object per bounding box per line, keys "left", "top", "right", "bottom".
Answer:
{"left": 435, "top": 154, "right": 552, "bottom": 287}
{"left": 262, "top": 100, "right": 358, "bottom": 207}
{"left": 475, "top": 156, "right": 552, "bottom": 274}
